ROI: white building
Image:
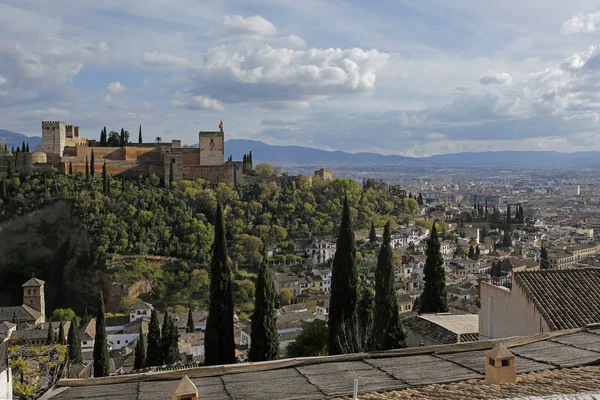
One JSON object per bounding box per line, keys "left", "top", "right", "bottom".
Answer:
{"left": 0, "top": 343, "right": 12, "bottom": 400}
{"left": 315, "top": 300, "right": 329, "bottom": 321}
{"left": 305, "top": 239, "right": 336, "bottom": 264}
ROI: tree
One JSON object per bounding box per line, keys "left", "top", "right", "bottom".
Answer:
{"left": 25, "top": 143, "right": 29, "bottom": 152}
{"left": 503, "top": 225, "right": 512, "bottom": 248}
{"left": 205, "top": 202, "right": 236, "bottom": 365}
{"left": 468, "top": 245, "right": 475, "bottom": 259}
{"left": 145, "top": 309, "right": 162, "bottom": 367}
{"left": 417, "top": 193, "right": 424, "bottom": 206}
{"left": 53, "top": 308, "right": 76, "bottom": 322}
{"left": 373, "top": 222, "right": 405, "bottom": 351}
{"left": 506, "top": 204, "right": 511, "bottom": 223}
{"left": 100, "top": 127, "right": 107, "bottom": 146}
{"left": 58, "top": 321, "right": 66, "bottom": 345}
{"left": 419, "top": 221, "right": 448, "bottom": 313}
{"left": 107, "top": 131, "right": 120, "bottom": 146}
{"left": 134, "top": 326, "right": 145, "bottom": 370}
{"left": 279, "top": 288, "right": 293, "bottom": 306}
{"left": 255, "top": 163, "right": 276, "bottom": 178}
{"left": 47, "top": 318, "right": 55, "bottom": 345}
{"left": 68, "top": 162, "right": 73, "bottom": 175}
{"left": 328, "top": 196, "right": 359, "bottom": 355}
{"left": 161, "top": 310, "right": 179, "bottom": 365}
{"left": 102, "top": 161, "right": 108, "bottom": 194}
{"left": 169, "top": 161, "right": 174, "bottom": 187}
{"left": 67, "top": 316, "right": 82, "bottom": 364}
{"left": 90, "top": 150, "right": 95, "bottom": 177}
{"left": 540, "top": 244, "right": 550, "bottom": 270}
{"left": 22, "top": 141, "right": 25, "bottom": 152}
{"left": 286, "top": 321, "right": 328, "bottom": 357}
{"left": 186, "top": 309, "right": 195, "bottom": 333}
{"left": 155, "top": 137, "right": 162, "bottom": 143}
{"left": 85, "top": 156, "right": 89, "bottom": 182}
{"left": 138, "top": 125, "right": 143, "bottom": 144}
{"left": 1, "top": 180, "right": 7, "bottom": 201}
{"left": 249, "top": 255, "right": 279, "bottom": 362}
{"left": 93, "top": 291, "right": 110, "bottom": 377}
{"left": 120, "top": 128, "right": 125, "bottom": 147}
{"left": 369, "top": 221, "right": 377, "bottom": 243}
{"left": 475, "top": 245, "right": 480, "bottom": 260}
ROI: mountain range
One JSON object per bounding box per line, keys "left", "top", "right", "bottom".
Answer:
{"left": 2, "top": 129, "right": 599, "bottom": 167}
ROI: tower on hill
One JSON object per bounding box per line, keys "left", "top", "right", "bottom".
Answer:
{"left": 23, "top": 278, "right": 45, "bottom": 319}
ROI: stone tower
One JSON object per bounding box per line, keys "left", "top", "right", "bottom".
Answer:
{"left": 42, "top": 121, "right": 66, "bottom": 158}
{"left": 22, "top": 278, "right": 45, "bottom": 322}
{"left": 198, "top": 131, "right": 224, "bottom": 165}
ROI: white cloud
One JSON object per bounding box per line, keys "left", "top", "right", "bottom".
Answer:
{"left": 174, "top": 95, "right": 225, "bottom": 111}
{"left": 479, "top": 72, "right": 512, "bottom": 85}
{"left": 107, "top": 81, "right": 127, "bottom": 93}
{"left": 223, "top": 15, "right": 277, "bottom": 38}
{"left": 562, "top": 11, "right": 600, "bottom": 33}
{"left": 143, "top": 51, "right": 190, "bottom": 68}
{"left": 22, "top": 108, "right": 70, "bottom": 118}
{"left": 0, "top": 76, "right": 6, "bottom": 86}
{"left": 143, "top": 79, "right": 150, "bottom": 86}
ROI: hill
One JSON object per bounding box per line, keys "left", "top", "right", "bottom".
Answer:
{"left": 0, "top": 129, "right": 41, "bottom": 150}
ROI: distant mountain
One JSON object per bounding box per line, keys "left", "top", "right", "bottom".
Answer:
{"left": 0, "top": 130, "right": 41, "bottom": 150}
{"left": 424, "top": 151, "right": 600, "bottom": 167}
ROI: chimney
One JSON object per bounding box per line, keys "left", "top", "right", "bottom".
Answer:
{"left": 484, "top": 343, "right": 516, "bottom": 384}
{"left": 170, "top": 375, "right": 198, "bottom": 400}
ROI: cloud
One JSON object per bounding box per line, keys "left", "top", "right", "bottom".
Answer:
{"left": 223, "top": 15, "right": 277, "bottom": 38}
{"left": 479, "top": 72, "right": 512, "bottom": 85}
{"left": 562, "top": 11, "right": 600, "bottom": 33}
{"left": 173, "top": 95, "right": 224, "bottom": 111}
{"left": 143, "top": 51, "right": 190, "bottom": 68}
{"left": 107, "top": 81, "right": 127, "bottom": 93}
{"left": 143, "top": 80, "right": 150, "bottom": 86}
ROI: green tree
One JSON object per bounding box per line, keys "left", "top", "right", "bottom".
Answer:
{"left": 540, "top": 244, "right": 550, "bottom": 270}
{"left": 328, "top": 196, "right": 359, "bottom": 355}
{"left": 47, "top": 318, "right": 55, "bottom": 345}
{"left": 279, "top": 288, "right": 293, "bottom": 306}
{"left": 255, "top": 163, "right": 276, "bottom": 178}
{"left": 100, "top": 127, "right": 107, "bottom": 146}
{"left": 85, "top": 156, "right": 89, "bottom": 181}
{"left": 503, "top": 225, "right": 512, "bottom": 247}
{"left": 155, "top": 136, "right": 162, "bottom": 143}
{"left": 369, "top": 221, "right": 377, "bottom": 243}
{"left": 138, "top": 125, "right": 142, "bottom": 144}
{"left": 286, "top": 321, "right": 328, "bottom": 357}
{"left": 161, "top": 310, "right": 179, "bottom": 364}
{"left": 249, "top": 255, "right": 279, "bottom": 362}
{"left": 419, "top": 222, "right": 448, "bottom": 313}
{"left": 205, "top": 202, "right": 236, "bottom": 365}
{"left": 1, "top": 179, "right": 7, "bottom": 201}
{"left": 90, "top": 150, "right": 95, "bottom": 177}
{"left": 93, "top": 291, "right": 110, "bottom": 377}
{"left": 68, "top": 161, "right": 72, "bottom": 175}
{"left": 506, "top": 204, "right": 511, "bottom": 223}
{"left": 468, "top": 245, "right": 475, "bottom": 259}
{"left": 145, "top": 309, "right": 162, "bottom": 367}
{"left": 67, "top": 316, "right": 82, "bottom": 363}
{"left": 102, "top": 161, "right": 108, "bottom": 194}
{"left": 120, "top": 128, "right": 126, "bottom": 147}
{"left": 186, "top": 308, "right": 195, "bottom": 333}
{"left": 134, "top": 326, "right": 145, "bottom": 370}
{"left": 57, "top": 321, "right": 66, "bottom": 345}
{"left": 373, "top": 222, "right": 405, "bottom": 350}
{"left": 169, "top": 161, "right": 174, "bottom": 188}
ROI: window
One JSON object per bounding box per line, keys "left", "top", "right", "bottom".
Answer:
{"left": 83, "top": 341, "right": 87, "bottom": 345}
{"left": 502, "top": 359, "right": 510, "bottom": 367}
{"left": 28, "top": 289, "right": 31, "bottom": 295}
{"left": 489, "top": 359, "right": 495, "bottom": 366}
{"left": 137, "top": 310, "right": 141, "bottom": 315}
{"left": 117, "top": 340, "right": 121, "bottom": 345}
{"left": 143, "top": 310, "right": 147, "bottom": 314}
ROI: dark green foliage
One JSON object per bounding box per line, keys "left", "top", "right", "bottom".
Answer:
{"left": 506, "top": 204, "right": 511, "bottom": 223}
{"left": 186, "top": 308, "right": 195, "bottom": 333}
{"left": 85, "top": 156, "right": 89, "bottom": 181}
{"left": 475, "top": 245, "right": 480, "bottom": 259}
{"left": 138, "top": 125, "right": 142, "bottom": 144}
{"left": 68, "top": 162, "right": 72, "bottom": 175}
{"left": 47, "top": 318, "right": 55, "bottom": 344}
{"left": 134, "top": 326, "right": 146, "bottom": 369}
{"left": 503, "top": 225, "right": 512, "bottom": 247}
{"left": 1, "top": 180, "right": 6, "bottom": 200}
{"left": 120, "top": 128, "right": 125, "bottom": 147}
{"left": 145, "top": 309, "right": 162, "bottom": 367}
{"left": 419, "top": 222, "right": 448, "bottom": 313}
{"left": 369, "top": 221, "right": 376, "bottom": 242}
{"left": 90, "top": 150, "right": 95, "bottom": 177}
{"left": 205, "top": 202, "right": 236, "bottom": 366}
{"left": 25, "top": 143, "right": 29, "bottom": 152}
{"left": 102, "top": 162, "right": 108, "bottom": 194}
{"left": 490, "top": 261, "right": 502, "bottom": 277}
{"left": 540, "top": 245, "right": 550, "bottom": 270}
{"left": 93, "top": 291, "right": 110, "bottom": 377}
{"left": 58, "top": 321, "right": 66, "bottom": 345}
{"left": 161, "top": 310, "right": 179, "bottom": 364}
{"left": 22, "top": 141, "right": 25, "bottom": 152}
{"left": 286, "top": 321, "right": 328, "bottom": 357}
{"left": 249, "top": 255, "right": 279, "bottom": 362}
{"left": 100, "top": 127, "right": 107, "bottom": 147}
{"left": 468, "top": 245, "right": 475, "bottom": 259}
{"left": 417, "top": 193, "right": 423, "bottom": 206}
{"left": 328, "top": 196, "right": 359, "bottom": 355}
{"left": 169, "top": 161, "right": 174, "bottom": 187}
{"left": 67, "top": 316, "right": 82, "bottom": 364}
{"left": 373, "top": 222, "right": 405, "bottom": 350}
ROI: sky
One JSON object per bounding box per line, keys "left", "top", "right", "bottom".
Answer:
{"left": 3, "top": 1, "right": 600, "bottom": 156}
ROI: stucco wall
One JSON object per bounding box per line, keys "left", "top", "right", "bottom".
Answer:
{"left": 0, "top": 367, "right": 12, "bottom": 400}
{"left": 479, "top": 281, "right": 551, "bottom": 340}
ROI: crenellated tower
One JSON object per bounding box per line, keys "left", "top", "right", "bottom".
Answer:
{"left": 41, "top": 121, "right": 66, "bottom": 158}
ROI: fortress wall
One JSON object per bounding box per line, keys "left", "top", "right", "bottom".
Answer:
{"left": 183, "top": 163, "right": 242, "bottom": 186}
{"left": 182, "top": 148, "right": 200, "bottom": 165}
{"left": 124, "top": 146, "right": 165, "bottom": 162}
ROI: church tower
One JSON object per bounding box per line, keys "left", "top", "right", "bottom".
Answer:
{"left": 22, "top": 278, "right": 45, "bottom": 322}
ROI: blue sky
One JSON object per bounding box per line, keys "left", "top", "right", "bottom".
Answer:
{"left": 2, "top": 0, "right": 600, "bottom": 156}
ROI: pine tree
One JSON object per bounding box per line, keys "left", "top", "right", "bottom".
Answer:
{"left": 369, "top": 221, "right": 377, "bottom": 243}
{"left": 328, "top": 195, "right": 359, "bottom": 355}
{"left": 58, "top": 321, "right": 66, "bottom": 345}
{"left": 485, "top": 201, "right": 488, "bottom": 217}
{"left": 68, "top": 161, "right": 73, "bottom": 175}
{"left": 419, "top": 222, "right": 448, "bottom": 313}
{"left": 67, "top": 316, "right": 82, "bottom": 363}
{"left": 134, "top": 326, "right": 146, "bottom": 370}
{"left": 205, "top": 202, "right": 236, "bottom": 365}
{"left": 90, "top": 150, "right": 95, "bottom": 177}
{"left": 85, "top": 156, "right": 89, "bottom": 182}
{"left": 249, "top": 254, "right": 279, "bottom": 362}
{"left": 373, "top": 222, "right": 406, "bottom": 350}
{"left": 468, "top": 245, "right": 475, "bottom": 259}
{"left": 145, "top": 309, "right": 162, "bottom": 367}
{"left": 120, "top": 128, "right": 125, "bottom": 147}
{"left": 186, "top": 309, "right": 195, "bottom": 333}
{"left": 93, "top": 291, "right": 110, "bottom": 377}
{"left": 540, "top": 244, "right": 550, "bottom": 270}
{"left": 47, "top": 318, "right": 55, "bottom": 345}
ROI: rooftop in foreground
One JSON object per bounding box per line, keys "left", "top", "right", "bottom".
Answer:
{"left": 41, "top": 325, "right": 600, "bottom": 400}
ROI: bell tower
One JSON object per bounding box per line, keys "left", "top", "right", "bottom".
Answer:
{"left": 22, "top": 277, "right": 46, "bottom": 322}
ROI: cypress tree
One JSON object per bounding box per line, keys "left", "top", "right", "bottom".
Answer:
{"left": 16, "top": 146, "right": 20, "bottom": 153}
{"left": 106, "top": 173, "right": 111, "bottom": 195}
{"left": 67, "top": 316, "right": 82, "bottom": 364}
{"left": 58, "top": 321, "right": 66, "bottom": 345}
{"left": 85, "top": 156, "right": 89, "bottom": 181}
{"left": 475, "top": 245, "right": 480, "bottom": 259}
{"left": 328, "top": 195, "right": 359, "bottom": 355}
{"left": 186, "top": 309, "right": 195, "bottom": 333}
{"left": 1, "top": 180, "right": 6, "bottom": 201}
{"left": 373, "top": 222, "right": 405, "bottom": 351}
{"left": 369, "top": 221, "right": 377, "bottom": 243}
{"left": 145, "top": 309, "right": 162, "bottom": 367}
{"left": 47, "top": 318, "right": 55, "bottom": 345}
{"left": 205, "top": 202, "right": 236, "bottom": 365}
{"left": 138, "top": 125, "right": 142, "bottom": 144}
{"left": 248, "top": 151, "right": 253, "bottom": 168}
{"left": 417, "top": 193, "right": 423, "bottom": 206}
{"left": 161, "top": 313, "right": 179, "bottom": 365}
{"left": 506, "top": 204, "right": 511, "bottom": 223}
{"left": 121, "top": 176, "right": 126, "bottom": 192}
{"left": 134, "top": 326, "right": 146, "bottom": 370}
{"left": 22, "top": 141, "right": 25, "bottom": 152}
{"left": 120, "top": 128, "right": 125, "bottom": 147}
{"left": 12, "top": 311, "right": 16, "bottom": 324}
{"left": 93, "top": 291, "right": 110, "bottom": 377}
{"left": 25, "top": 143, "right": 29, "bottom": 152}
{"left": 249, "top": 254, "right": 279, "bottom": 362}
{"left": 90, "top": 150, "right": 95, "bottom": 177}
{"left": 419, "top": 222, "right": 448, "bottom": 313}
{"left": 68, "top": 161, "right": 73, "bottom": 175}
{"left": 540, "top": 244, "right": 550, "bottom": 270}
{"left": 102, "top": 161, "right": 108, "bottom": 194}
{"left": 468, "top": 245, "right": 475, "bottom": 259}
{"left": 169, "top": 161, "right": 174, "bottom": 187}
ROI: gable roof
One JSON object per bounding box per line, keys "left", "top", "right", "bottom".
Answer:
{"left": 0, "top": 304, "right": 42, "bottom": 324}
{"left": 22, "top": 277, "right": 45, "bottom": 287}
{"left": 515, "top": 268, "right": 600, "bottom": 330}
{"left": 127, "top": 301, "right": 152, "bottom": 311}
{"left": 403, "top": 314, "right": 479, "bottom": 345}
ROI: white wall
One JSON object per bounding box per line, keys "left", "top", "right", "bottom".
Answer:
{"left": 0, "top": 367, "right": 12, "bottom": 400}
{"left": 107, "top": 333, "right": 139, "bottom": 350}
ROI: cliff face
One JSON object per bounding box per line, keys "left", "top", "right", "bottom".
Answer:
{"left": 0, "top": 200, "right": 100, "bottom": 313}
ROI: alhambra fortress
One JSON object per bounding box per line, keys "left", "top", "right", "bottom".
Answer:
{"left": 7, "top": 121, "right": 244, "bottom": 186}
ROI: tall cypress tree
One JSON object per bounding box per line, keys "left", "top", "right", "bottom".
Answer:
{"left": 102, "top": 161, "right": 108, "bottom": 194}
{"left": 145, "top": 309, "right": 162, "bottom": 367}
{"left": 67, "top": 316, "right": 82, "bottom": 363}
{"left": 93, "top": 291, "right": 110, "bottom": 377}
{"left": 25, "top": 143, "right": 29, "bottom": 152}
{"left": 369, "top": 221, "right": 377, "bottom": 243}
{"left": 249, "top": 255, "right": 279, "bottom": 362}
{"left": 160, "top": 310, "right": 179, "bottom": 365}
{"left": 47, "top": 318, "right": 55, "bottom": 345}
{"left": 419, "top": 222, "right": 448, "bottom": 313}
{"left": 90, "top": 150, "right": 95, "bottom": 177}
{"left": 85, "top": 156, "right": 89, "bottom": 182}
{"left": 328, "top": 195, "right": 359, "bottom": 355}
{"left": 506, "top": 204, "right": 511, "bottom": 223}
{"left": 134, "top": 326, "right": 146, "bottom": 370}
{"left": 22, "top": 141, "right": 25, "bottom": 152}
{"left": 373, "top": 222, "right": 405, "bottom": 350}
{"left": 540, "top": 244, "right": 550, "bottom": 270}
{"left": 468, "top": 245, "right": 475, "bottom": 259}
{"left": 68, "top": 161, "right": 73, "bottom": 175}
{"left": 186, "top": 309, "right": 195, "bottom": 333}
{"left": 169, "top": 161, "right": 174, "bottom": 187}
{"left": 120, "top": 128, "right": 125, "bottom": 147}
{"left": 205, "top": 202, "right": 236, "bottom": 365}
{"left": 58, "top": 321, "right": 66, "bottom": 345}
{"left": 138, "top": 125, "right": 143, "bottom": 144}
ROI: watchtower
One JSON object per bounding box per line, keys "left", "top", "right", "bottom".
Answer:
{"left": 22, "top": 278, "right": 45, "bottom": 323}
{"left": 198, "top": 131, "right": 224, "bottom": 166}
{"left": 42, "top": 121, "right": 66, "bottom": 157}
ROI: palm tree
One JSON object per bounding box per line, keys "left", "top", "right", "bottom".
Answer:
{"left": 155, "top": 137, "right": 162, "bottom": 143}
